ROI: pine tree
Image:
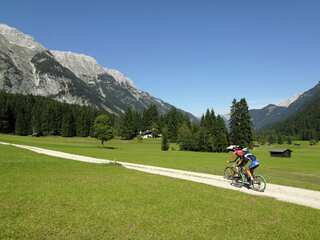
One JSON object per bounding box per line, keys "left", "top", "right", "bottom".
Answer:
{"left": 212, "top": 116, "right": 229, "bottom": 152}
{"left": 229, "top": 98, "right": 253, "bottom": 146}
{"left": 165, "top": 107, "right": 185, "bottom": 142}
{"left": 177, "top": 123, "right": 194, "bottom": 151}
{"left": 268, "top": 134, "right": 275, "bottom": 145}
{"left": 61, "top": 106, "right": 76, "bottom": 137}
{"left": 31, "top": 101, "right": 43, "bottom": 135}
{"left": 161, "top": 128, "right": 169, "bottom": 151}
{"left": 142, "top": 104, "right": 159, "bottom": 131}
{"left": 229, "top": 99, "right": 240, "bottom": 144}
{"left": 0, "top": 93, "right": 12, "bottom": 133}
{"left": 119, "top": 108, "right": 141, "bottom": 140}
{"left": 15, "top": 97, "right": 32, "bottom": 136}
{"left": 198, "top": 109, "right": 216, "bottom": 151}
{"left": 277, "top": 135, "right": 284, "bottom": 145}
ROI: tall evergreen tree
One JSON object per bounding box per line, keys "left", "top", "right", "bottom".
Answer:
{"left": 268, "top": 134, "right": 275, "bottom": 145}
{"left": 61, "top": 106, "right": 76, "bottom": 137}
{"left": 142, "top": 104, "right": 159, "bottom": 131}
{"left": 277, "top": 135, "right": 284, "bottom": 145}
{"left": 0, "top": 93, "right": 12, "bottom": 133}
{"left": 119, "top": 108, "right": 141, "bottom": 140}
{"left": 15, "top": 97, "right": 32, "bottom": 136}
{"left": 212, "top": 116, "right": 229, "bottom": 152}
{"left": 164, "top": 107, "right": 186, "bottom": 142}
{"left": 161, "top": 128, "right": 169, "bottom": 151}
{"left": 229, "top": 98, "right": 253, "bottom": 146}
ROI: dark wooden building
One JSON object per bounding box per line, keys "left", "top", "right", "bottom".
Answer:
{"left": 270, "top": 149, "right": 292, "bottom": 158}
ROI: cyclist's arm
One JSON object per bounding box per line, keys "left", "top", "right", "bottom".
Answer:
{"left": 228, "top": 156, "right": 240, "bottom": 163}
{"left": 236, "top": 159, "right": 244, "bottom": 166}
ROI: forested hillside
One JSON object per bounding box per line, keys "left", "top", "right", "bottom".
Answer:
{"left": 0, "top": 91, "right": 105, "bottom": 137}
{"left": 260, "top": 95, "right": 320, "bottom": 141}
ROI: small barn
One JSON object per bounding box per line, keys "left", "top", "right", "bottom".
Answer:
{"left": 270, "top": 149, "right": 292, "bottom": 158}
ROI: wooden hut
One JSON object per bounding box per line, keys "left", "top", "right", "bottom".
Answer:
{"left": 270, "top": 149, "right": 292, "bottom": 158}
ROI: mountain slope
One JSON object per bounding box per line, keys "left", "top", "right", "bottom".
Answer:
{"left": 250, "top": 82, "right": 320, "bottom": 129}
{"left": 263, "top": 93, "right": 320, "bottom": 139}
{"left": 0, "top": 23, "right": 197, "bottom": 121}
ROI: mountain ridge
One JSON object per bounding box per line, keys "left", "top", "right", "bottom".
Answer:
{"left": 0, "top": 23, "right": 198, "bottom": 121}
{"left": 250, "top": 82, "right": 320, "bottom": 129}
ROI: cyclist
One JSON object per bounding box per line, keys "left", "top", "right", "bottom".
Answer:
{"left": 227, "top": 145, "right": 260, "bottom": 184}
{"left": 226, "top": 145, "right": 245, "bottom": 175}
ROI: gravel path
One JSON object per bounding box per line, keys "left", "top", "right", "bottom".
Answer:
{"left": 1, "top": 141, "right": 320, "bottom": 210}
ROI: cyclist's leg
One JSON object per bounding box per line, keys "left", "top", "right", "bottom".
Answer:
{"left": 249, "top": 163, "right": 259, "bottom": 180}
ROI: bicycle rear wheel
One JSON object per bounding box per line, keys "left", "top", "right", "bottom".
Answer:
{"left": 224, "top": 167, "right": 235, "bottom": 180}
{"left": 252, "top": 175, "right": 267, "bottom": 192}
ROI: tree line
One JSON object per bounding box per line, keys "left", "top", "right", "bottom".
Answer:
{"left": 0, "top": 91, "right": 255, "bottom": 152}
{"left": 0, "top": 91, "right": 106, "bottom": 137}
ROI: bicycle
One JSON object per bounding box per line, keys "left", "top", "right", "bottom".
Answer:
{"left": 224, "top": 163, "right": 267, "bottom": 192}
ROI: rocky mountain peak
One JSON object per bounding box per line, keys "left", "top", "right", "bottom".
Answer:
{"left": 51, "top": 50, "right": 105, "bottom": 78}
{"left": 104, "top": 68, "right": 135, "bottom": 87}
{"left": 277, "top": 93, "right": 302, "bottom": 108}
{"left": 0, "top": 23, "right": 45, "bottom": 51}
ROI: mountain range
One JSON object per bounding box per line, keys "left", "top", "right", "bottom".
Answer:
{"left": 0, "top": 23, "right": 197, "bottom": 121}
{"left": 249, "top": 82, "right": 320, "bottom": 129}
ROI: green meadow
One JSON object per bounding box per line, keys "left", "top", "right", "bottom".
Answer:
{"left": 1, "top": 143, "right": 320, "bottom": 240}
{"left": 0, "top": 134, "right": 319, "bottom": 191}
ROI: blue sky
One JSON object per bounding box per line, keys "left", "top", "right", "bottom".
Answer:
{"left": 1, "top": 0, "right": 320, "bottom": 116}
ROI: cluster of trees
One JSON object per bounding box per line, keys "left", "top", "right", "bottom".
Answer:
{"left": 176, "top": 98, "right": 253, "bottom": 152}
{"left": 176, "top": 109, "right": 229, "bottom": 152}
{"left": 0, "top": 91, "right": 106, "bottom": 137}
{"left": 255, "top": 133, "right": 293, "bottom": 145}
{"left": 118, "top": 105, "right": 190, "bottom": 141}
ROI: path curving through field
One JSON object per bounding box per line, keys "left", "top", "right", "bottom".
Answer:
{"left": 1, "top": 141, "right": 320, "bottom": 210}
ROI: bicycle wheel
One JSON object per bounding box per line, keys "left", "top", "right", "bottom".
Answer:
{"left": 224, "top": 167, "right": 235, "bottom": 180}
{"left": 252, "top": 175, "right": 267, "bottom": 192}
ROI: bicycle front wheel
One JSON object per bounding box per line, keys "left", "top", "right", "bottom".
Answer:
{"left": 252, "top": 175, "right": 267, "bottom": 192}
{"left": 224, "top": 167, "right": 235, "bottom": 180}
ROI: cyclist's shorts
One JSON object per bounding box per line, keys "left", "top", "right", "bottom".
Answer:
{"left": 249, "top": 160, "right": 260, "bottom": 170}
{"left": 239, "top": 159, "right": 248, "bottom": 168}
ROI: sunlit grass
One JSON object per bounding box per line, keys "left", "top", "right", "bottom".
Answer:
{"left": 1, "top": 144, "right": 319, "bottom": 239}
{"left": 0, "top": 134, "right": 319, "bottom": 191}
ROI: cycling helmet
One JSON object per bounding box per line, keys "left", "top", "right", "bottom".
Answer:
{"left": 226, "top": 145, "right": 242, "bottom": 152}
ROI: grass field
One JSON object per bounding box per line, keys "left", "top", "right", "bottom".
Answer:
{"left": 0, "top": 134, "right": 319, "bottom": 191}
{"left": 1, "top": 143, "right": 320, "bottom": 240}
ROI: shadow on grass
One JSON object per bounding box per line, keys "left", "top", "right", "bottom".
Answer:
{"left": 100, "top": 146, "right": 117, "bottom": 150}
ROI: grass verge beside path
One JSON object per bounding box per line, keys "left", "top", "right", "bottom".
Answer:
{"left": 0, "top": 134, "right": 319, "bottom": 191}
{"left": 1, "top": 144, "right": 320, "bottom": 239}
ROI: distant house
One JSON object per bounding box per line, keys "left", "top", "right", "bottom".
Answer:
{"left": 139, "top": 129, "right": 160, "bottom": 139}
{"left": 141, "top": 130, "right": 153, "bottom": 139}
{"left": 270, "top": 149, "right": 292, "bottom": 158}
